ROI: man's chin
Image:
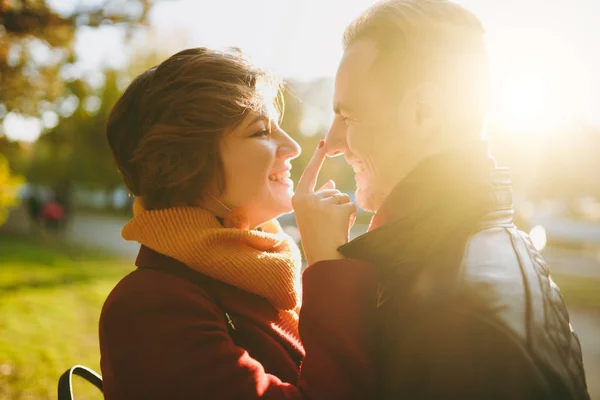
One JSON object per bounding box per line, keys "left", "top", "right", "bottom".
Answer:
{"left": 357, "top": 180, "right": 391, "bottom": 213}
{"left": 355, "top": 187, "right": 377, "bottom": 213}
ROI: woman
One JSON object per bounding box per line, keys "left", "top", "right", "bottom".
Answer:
{"left": 99, "top": 48, "right": 377, "bottom": 399}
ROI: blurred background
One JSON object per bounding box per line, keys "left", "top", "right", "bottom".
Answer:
{"left": 1, "top": 0, "right": 599, "bottom": 398}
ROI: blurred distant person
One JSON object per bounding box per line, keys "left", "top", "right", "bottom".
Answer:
{"left": 41, "top": 197, "right": 65, "bottom": 232}
{"left": 53, "top": 181, "right": 71, "bottom": 229}
{"left": 99, "top": 48, "right": 376, "bottom": 399}
{"left": 25, "top": 187, "right": 42, "bottom": 230}
{"left": 293, "top": 1, "right": 589, "bottom": 399}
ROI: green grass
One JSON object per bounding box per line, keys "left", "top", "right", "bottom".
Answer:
{"left": 0, "top": 233, "right": 133, "bottom": 400}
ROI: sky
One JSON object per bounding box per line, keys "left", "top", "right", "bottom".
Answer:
{"left": 4, "top": 0, "right": 600, "bottom": 141}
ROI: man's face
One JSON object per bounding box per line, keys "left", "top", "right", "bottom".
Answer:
{"left": 325, "top": 40, "right": 430, "bottom": 212}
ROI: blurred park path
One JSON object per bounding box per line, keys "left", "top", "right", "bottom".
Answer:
{"left": 1, "top": 205, "right": 138, "bottom": 258}
{"left": 65, "top": 212, "right": 138, "bottom": 258}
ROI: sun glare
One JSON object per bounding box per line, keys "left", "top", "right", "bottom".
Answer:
{"left": 501, "top": 78, "right": 545, "bottom": 120}
{"left": 2, "top": 113, "right": 43, "bottom": 142}
{"left": 485, "top": 26, "right": 592, "bottom": 136}
{"left": 492, "top": 76, "right": 561, "bottom": 134}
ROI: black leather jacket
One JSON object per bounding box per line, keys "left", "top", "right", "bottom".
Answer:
{"left": 340, "top": 155, "right": 589, "bottom": 399}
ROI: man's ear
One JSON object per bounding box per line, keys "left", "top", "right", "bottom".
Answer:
{"left": 413, "top": 82, "right": 443, "bottom": 125}
{"left": 413, "top": 82, "right": 444, "bottom": 128}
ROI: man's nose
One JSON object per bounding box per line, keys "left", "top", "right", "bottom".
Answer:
{"left": 324, "top": 119, "right": 346, "bottom": 157}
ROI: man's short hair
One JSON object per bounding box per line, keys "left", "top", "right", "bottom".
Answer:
{"left": 344, "top": 0, "right": 489, "bottom": 129}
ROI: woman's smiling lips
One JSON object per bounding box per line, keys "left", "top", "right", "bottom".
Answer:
{"left": 268, "top": 170, "right": 291, "bottom": 182}
{"left": 268, "top": 168, "right": 293, "bottom": 188}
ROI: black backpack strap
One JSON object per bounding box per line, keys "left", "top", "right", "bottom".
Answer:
{"left": 58, "top": 365, "right": 103, "bottom": 400}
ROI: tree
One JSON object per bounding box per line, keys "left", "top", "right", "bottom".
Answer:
{"left": 0, "top": 134, "right": 27, "bottom": 172}
{"left": 25, "top": 70, "right": 123, "bottom": 192}
{"left": 0, "top": 0, "right": 155, "bottom": 119}
{"left": 1, "top": 1, "right": 168, "bottom": 209}
{"left": 69, "top": 69, "right": 124, "bottom": 191}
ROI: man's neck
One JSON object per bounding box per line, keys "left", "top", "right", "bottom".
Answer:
{"left": 369, "top": 140, "right": 491, "bottom": 231}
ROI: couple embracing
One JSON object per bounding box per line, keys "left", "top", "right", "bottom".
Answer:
{"left": 99, "top": 1, "right": 589, "bottom": 399}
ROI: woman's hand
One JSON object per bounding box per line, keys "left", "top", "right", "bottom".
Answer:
{"left": 293, "top": 140, "right": 357, "bottom": 266}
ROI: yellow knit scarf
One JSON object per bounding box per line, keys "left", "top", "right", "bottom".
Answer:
{"left": 121, "top": 206, "right": 303, "bottom": 314}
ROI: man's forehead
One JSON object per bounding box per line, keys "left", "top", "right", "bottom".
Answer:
{"left": 340, "top": 40, "right": 379, "bottom": 75}
{"left": 335, "top": 40, "right": 381, "bottom": 112}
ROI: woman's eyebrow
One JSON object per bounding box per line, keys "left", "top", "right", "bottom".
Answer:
{"left": 243, "top": 115, "right": 267, "bottom": 130}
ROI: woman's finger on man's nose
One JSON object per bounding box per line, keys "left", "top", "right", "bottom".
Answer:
{"left": 317, "top": 181, "right": 336, "bottom": 192}
{"left": 296, "top": 140, "right": 326, "bottom": 194}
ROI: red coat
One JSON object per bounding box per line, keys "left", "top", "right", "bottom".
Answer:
{"left": 99, "top": 246, "right": 378, "bottom": 399}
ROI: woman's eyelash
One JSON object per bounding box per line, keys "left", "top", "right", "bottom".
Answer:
{"left": 251, "top": 129, "right": 270, "bottom": 138}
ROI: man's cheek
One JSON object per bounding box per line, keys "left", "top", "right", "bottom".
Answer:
{"left": 347, "top": 127, "right": 374, "bottom": 157}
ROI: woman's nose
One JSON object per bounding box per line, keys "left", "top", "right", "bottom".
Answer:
{"left": 277, "top": 129, "right": 302, "bottom": 160}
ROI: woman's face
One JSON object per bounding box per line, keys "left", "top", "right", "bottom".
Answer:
{"left": 215, "top": 108, "right": 301, "bottom": 228}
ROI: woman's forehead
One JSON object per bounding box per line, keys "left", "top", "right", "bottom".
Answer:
{"left": 247, "top": 102, "right": 280, "bottom": 124}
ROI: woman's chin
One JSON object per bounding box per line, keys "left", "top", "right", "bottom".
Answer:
{"left": 252, "top": 191, "right": 294, "bottom": 224}
{"left": 277, "top": 197, "right": 294, "bottom": 214}
{"left": 268, "top": 196, "right": 293, "bottom": 218}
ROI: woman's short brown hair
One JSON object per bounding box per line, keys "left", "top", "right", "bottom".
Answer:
{"left": 106, "top": 48, "right": 281, "bottom": 210}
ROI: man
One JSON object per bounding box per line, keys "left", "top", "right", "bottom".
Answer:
{"left": 294, "top": 0, "right": 589, "bottom": 398}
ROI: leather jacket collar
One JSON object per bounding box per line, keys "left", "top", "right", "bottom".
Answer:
{"left": 339, "top": 143, "right": 514, "bottom": 269}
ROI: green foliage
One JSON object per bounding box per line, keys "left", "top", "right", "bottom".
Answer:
{"left": 0, "top": 0, "right": 153, "bottom": 119}
{"left": 0, "top": 1, "right": 165, "bottom": 198}
{"left": 0, "top": 155, "right": 24, "bottom": 225}
{"left": 26, "top": 70, "right": 124, "bottom": 191}
{"left": 0, "top": 233, "right": 133, "bottom": 399}
{"left": 0, "top": 136, "right": 27, "bottom": 174}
